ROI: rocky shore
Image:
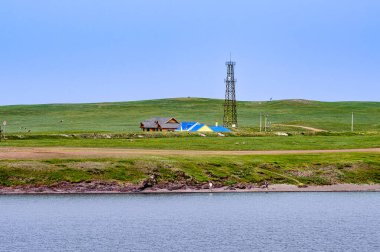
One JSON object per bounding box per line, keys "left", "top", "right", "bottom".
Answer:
{"left": 1, "top": 180, "right": 379, "bottom": 194}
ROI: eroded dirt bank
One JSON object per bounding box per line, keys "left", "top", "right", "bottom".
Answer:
{"left": 1, "top": 182, "right": 379, "bottom": 194}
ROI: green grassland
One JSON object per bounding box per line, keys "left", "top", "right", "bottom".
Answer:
{"left": 1, "top": 153, "right": 379, "bottom": 187}
{"left": 1, "top": 99, "right": 379, "bottom": 189}
{"left": 1, "top": 98, "right": 379, "bottom": 133}
{"left": 1, "top": 135, "right": 380, "bottom": 150}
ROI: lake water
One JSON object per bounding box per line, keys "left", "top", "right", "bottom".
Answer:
{"left": 0, "top": 193, "right": 379, "bottom": 252}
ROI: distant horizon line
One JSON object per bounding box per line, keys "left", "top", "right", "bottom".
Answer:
{"left": 0, "top": 97, "right": 378, "bottom": 107}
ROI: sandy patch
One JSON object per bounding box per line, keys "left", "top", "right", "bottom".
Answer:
{"left": 0, "top": 147, "right": 380, "bottom": 160}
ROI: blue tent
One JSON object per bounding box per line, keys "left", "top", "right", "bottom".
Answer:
{"left": 177, "top": 122, "right": 231, "bottom": 133}
{"left": 177, "top": 122, "right": 197, "bottom": 131}
{"left": 188, "top": 124, "right": 204, "bottom": 132}
{"left": 210, "top": 126, "right": 231, "bottom": 132}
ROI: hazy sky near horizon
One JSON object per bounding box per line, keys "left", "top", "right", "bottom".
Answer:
{"left": 1, "top": 0, "right": 380, "bottom": 105}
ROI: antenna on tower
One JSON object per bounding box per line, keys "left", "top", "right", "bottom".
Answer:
{"left": 223, "top": 56, "right": 237, "bottom": 128}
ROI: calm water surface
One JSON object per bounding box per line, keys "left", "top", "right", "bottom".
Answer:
{"left": 0, "top": 192, "right": 379, "bottom": 252}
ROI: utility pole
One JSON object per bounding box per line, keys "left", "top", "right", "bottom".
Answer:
{"left": 351, "top": 112, "right": 354, "bottom": 132}
{"left": 259, "top": 112, "right": 262, "bottom": 132}
{"left": 2, "top": 121, "right": 6, "bottom": 141}
{"left": 264, "top": 114, "right": 267, "bottom": 132}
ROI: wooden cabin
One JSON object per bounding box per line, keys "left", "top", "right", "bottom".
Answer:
{"left": 140, "top": 117, "right": 180, "bottom": 132}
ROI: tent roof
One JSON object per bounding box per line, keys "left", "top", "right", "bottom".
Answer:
{"left": 189, "top": 124, "right": 204, "bottom": 132}
{"left": 210, "top": 126, "right": 231, "bottom": 132}
{"left": 179, "top": 122, "right": 197, "bottom": 130}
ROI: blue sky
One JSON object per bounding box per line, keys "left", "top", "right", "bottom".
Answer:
{"left": 1, "top": 0, "right": 379, "bottom": 105}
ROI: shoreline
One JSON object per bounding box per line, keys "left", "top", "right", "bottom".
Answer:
{"left": 1, "top": 184, "right": 379, "bottom": 195}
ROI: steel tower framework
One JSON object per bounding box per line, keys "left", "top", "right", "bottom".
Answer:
{"left": 223, "top": 60, "right": 237, "bottom": 128}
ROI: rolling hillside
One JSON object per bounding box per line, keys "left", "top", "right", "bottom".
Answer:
{"left": 0, "top": 98, "right": 379, "bottom": 133}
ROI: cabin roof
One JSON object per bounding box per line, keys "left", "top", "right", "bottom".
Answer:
{"left": 141, "top": 117, "right": 180, "bottom": 129}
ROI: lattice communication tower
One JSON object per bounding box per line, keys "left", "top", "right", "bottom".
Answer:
{"left": 223, "top": 60, "right": 237, "bottom": 128}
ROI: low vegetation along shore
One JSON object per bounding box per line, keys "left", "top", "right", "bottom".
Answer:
{"left": 1, "top": 153, "right": 379, "bottom": 193}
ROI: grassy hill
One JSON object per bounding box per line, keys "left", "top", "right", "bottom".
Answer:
{"left": 0, "top": 98, "right": 379, "bottom": 133}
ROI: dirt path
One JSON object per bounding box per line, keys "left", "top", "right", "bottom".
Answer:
{"left": 273, "top": 124, "right": 326, "bottom": 132}
{"left": 1, "top": 147, "right": 380, "bottom": 159}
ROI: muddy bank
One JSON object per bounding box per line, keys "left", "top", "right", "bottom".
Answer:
{"left": 0, "top": 181, "right": 379, "bottom": 194}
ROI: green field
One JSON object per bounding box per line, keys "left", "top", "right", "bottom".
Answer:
{"left": 1, "top": 98, "right": 379, "bottom": 189}
{"left": 1, "top": 98, "right": 379, "bottom": 133}
{"left": 0, "top": 153, "right": 379, "bottom": 187}
{"left": 1, "top": 135, "right": 380, "bottom": 150}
